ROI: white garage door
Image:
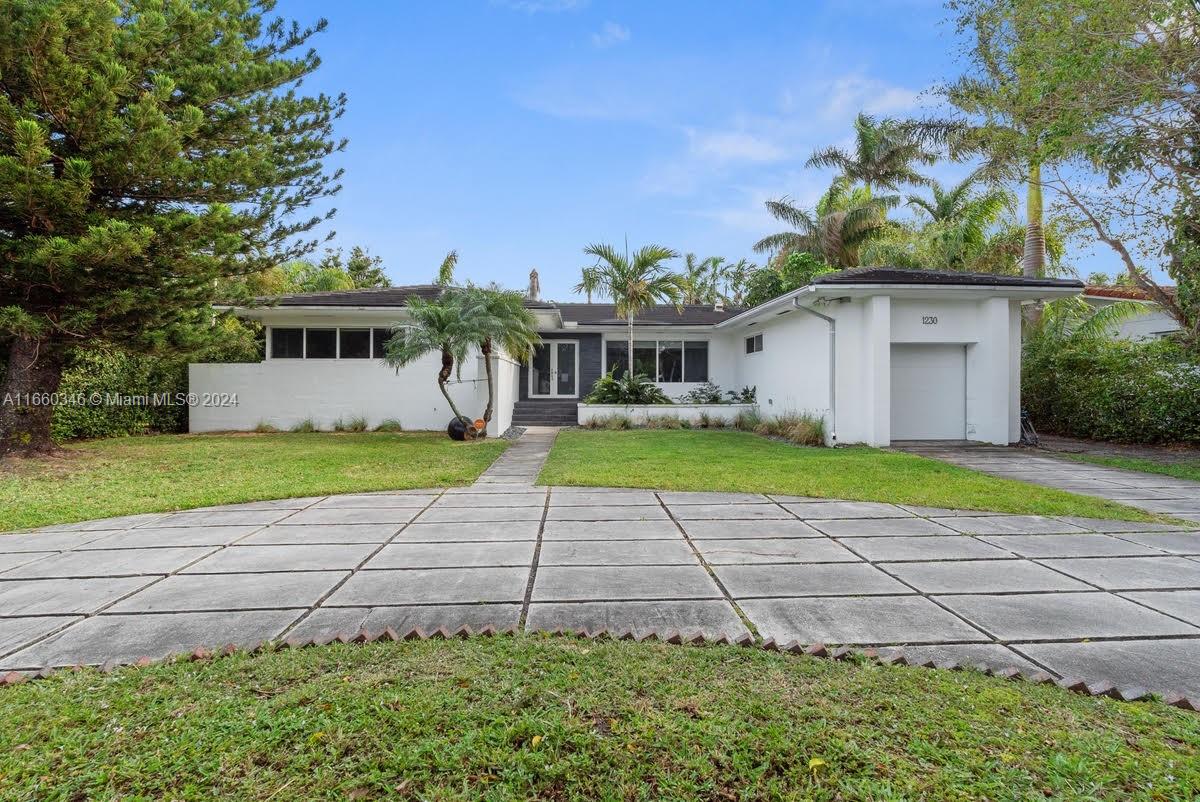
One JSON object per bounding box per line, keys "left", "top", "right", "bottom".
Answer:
{"left": 890, "top": 344, "right": 966, "bottom": 440}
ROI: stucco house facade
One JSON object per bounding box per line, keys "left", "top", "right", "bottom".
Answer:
{"left": 189, "top": 267, "right": 1082, "bottom": 446}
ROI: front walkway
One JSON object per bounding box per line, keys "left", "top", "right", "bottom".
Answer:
{"left": 2, "top": 429, "right": 1199, "bottom": 701}
{"left": 896, "top": 442, "right": 1200, "bottom": 523}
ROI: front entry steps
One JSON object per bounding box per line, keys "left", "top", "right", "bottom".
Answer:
{"left": 512, "top": 399, "right": 577, "bottom": 427}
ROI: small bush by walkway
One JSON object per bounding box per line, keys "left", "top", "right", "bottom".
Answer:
{"left": 0, "top": 433, "right": 506, "bottom": 532}
{"left": 0, "top": 638, "right": 1195, "bottom": 799}
{"left": 539, "top": 430, "right": 1156, "bottom": 520}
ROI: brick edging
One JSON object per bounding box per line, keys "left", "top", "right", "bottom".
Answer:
{"left": 0, "top": 628, "right": 1195, "bottom": 712}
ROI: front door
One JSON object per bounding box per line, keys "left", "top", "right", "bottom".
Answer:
{"left": 530, "top": 341, "right": 578, "bottom": 397}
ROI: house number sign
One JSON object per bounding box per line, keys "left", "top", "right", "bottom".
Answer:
{"left": 921, "top": 315, "right": 939, "bottom": 325}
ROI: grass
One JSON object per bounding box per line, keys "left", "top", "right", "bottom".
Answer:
{"left": 1061, "top": 452, "right": 1200, "bottom": 484}
{"left": 0, "top": 637, "right": 1195, "bottom": 800}
{"left": 539, "top": 429, "right": 1159, "bottom": 521}
{"left": 0, "top": 432, "right": 506, "bottom": 532}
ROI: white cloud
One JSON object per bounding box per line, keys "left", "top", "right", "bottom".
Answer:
{"left": 591, "top": 21, "right": 630, "bottom": 49}
{"left": 822, "top": 74, "right": 922, "bottom": 119}
{"left": 687, "top": 129, "right": 786, "bottom": 164}
{"left": 491, "top": 0, "right": 588, "bottom": 12}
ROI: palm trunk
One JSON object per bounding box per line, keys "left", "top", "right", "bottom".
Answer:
{"left": 627, "top": 316, "right": 634, "bottom": 378}
{"left": 0, "top": 335, "right": 64, "bottom": 458}
{"left": 437, "top": 348, "right": 469, "bottom": 425}
{"left": 481, "top": 338, "right": 494, "bottom": 426}
{"left": 1023, "top": 161, "right": 1045, "bottom": 279}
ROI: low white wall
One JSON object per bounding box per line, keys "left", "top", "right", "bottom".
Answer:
{"left": 488, "top": 355, "right": 521, "bottom": 437}
{"left": 578, "top": 403, "right": 756, "bottom": 425}
{"left": 188, "top": 355, "right": 491, "bottom": 433}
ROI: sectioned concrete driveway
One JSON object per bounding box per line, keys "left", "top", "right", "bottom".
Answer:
{"left": 2, "top": 429, "right": 1200, "bottom": 700}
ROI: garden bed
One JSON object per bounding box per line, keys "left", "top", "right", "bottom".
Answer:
{"left": 577, "top": 403, "right": 756, "bottom": 427}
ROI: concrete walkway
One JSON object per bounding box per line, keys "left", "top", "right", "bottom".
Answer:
{"left": 2, "top": 430, "right": 1200, "bottom": 700}
{"left": 896, "top": 442, "right": 1200, "bottom": 523}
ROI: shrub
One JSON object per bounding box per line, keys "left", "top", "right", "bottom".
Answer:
{"left": 334, "top": 416, "right": 368, "bottom": 433}
{"left": 374, "top": 419, "right": 404, "bottom": 432}
{"left": 726, "top": 386, "right": 757, "bottom": 404}
{"left": 289, "top": 418, "right": 317, "bottom": 433}
{"left": 733, "top": 408, "right": 762, "bottom": 431}
{"left": 754, "top": 412, "right": 826, "bottom": 446}
{"left": 581, "top": 413, "right": 634, "bottom": 430}
{"left": 1023, "top": 338, "right": 1200, "bottom": 444}
{"left": 253, "top": 421, "right": 279, "bottom": 433}
{"left": 645, "top": 413, "right": 685, "bottom": 429}
{"left": 678, "top": 382, "right": 724, "bottom": 404}
{"left": 584, "top": 370, "right": 672, "bottom": 405}
{"left": 696, "top": 411, "right": 729, "bottom": 429}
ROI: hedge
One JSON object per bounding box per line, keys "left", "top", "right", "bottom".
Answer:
{"left": 1022, "top": 338, "right": 1200, "bottom": 445}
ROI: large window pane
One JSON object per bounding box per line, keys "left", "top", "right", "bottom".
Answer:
{"left": 632, "top": 340, "right": 657, "bottom": 379}
{"left": 372, "top": 328, "right": 396, "bottom": 359}
{"left": 270, "top": 328, "right": 303, "bottom": 359}
{"left": 684, "top": 341, "right": 709, "bottom": 382}
{"left": 339, "top": 329, "right": 370, "bottom": 359}
{"left": 605, "top": 341, "right": 628, "bottom": 379}
{"left": 657, "top": 340, "right": 682, "bottom": 382}
{"left": 305, "top": 328, "right": 337, "bottom": 359}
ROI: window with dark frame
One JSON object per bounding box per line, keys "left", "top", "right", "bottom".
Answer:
{"left": 745, "top": 333, "right": 763, "bottom": 354}
{"left": 270, "top": 328, "right": 304, "bottom": 359}
{"left": 339, "top": 329, "right": 371, "bottom": 359}
{"left": 305, "top": 328, "right": 337, "bottom": 359}
{"left": 684, "top": 341, "right": 708, "bottom": 382}
{"left": 657, "top": 341, "right": 683, "bottom": 382}
{"left": 371, "top": 328, "right": 395, "bottom": 359}
{"left": 604, "top": 341, "right": 628, "bottom": 379}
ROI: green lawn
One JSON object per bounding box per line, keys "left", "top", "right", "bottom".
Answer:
{"left": 0, "top": 637, "right": 1195, "bottom": 800}
{"left": 0, "top": 432, "right": 506, "bottom": 532}
{"left": 1062, "top": 452, "right": 1200, "bottom": 484}
{"left": 539, "top": 429, "right": 1158, "bottom": 521}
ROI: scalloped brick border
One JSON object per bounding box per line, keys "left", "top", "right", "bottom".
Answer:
{"left": 0, "top": 628, "right": 1195, "bottom": 712}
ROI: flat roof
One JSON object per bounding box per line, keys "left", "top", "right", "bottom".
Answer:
{"left": 812, "top": 267, "right": 1084, "bottom": 289}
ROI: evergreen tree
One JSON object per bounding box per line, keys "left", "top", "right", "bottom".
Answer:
{"left": 0, "top": 0, "right": 346, "bottom": 455}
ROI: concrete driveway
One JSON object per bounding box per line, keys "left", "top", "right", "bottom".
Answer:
{"left": 896, "top": 442, "right": 1200, "bottom": 523}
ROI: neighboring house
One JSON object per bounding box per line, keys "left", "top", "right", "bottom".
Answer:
{"left": 190, "top": 267, "right": 1082, "bottom": 446}
{"left": 1084, "top": 285, "right": 1181, "bottom": 342}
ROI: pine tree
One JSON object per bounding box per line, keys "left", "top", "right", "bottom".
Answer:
{"left": 0, "top": 0, "right": 346, "bottom": 455}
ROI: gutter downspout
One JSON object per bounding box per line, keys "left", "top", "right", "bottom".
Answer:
{"left": 792, "top": 297, "right": 836, "bottom": 444}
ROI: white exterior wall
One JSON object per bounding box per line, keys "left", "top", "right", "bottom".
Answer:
{"left": 578, "top": 403, "right": 756, "bottom": 425}
{"left": 732, "top": 312, "right": 831, "bottom": 425}
{"left": 189, "top": 351, "right": 490, "bottom": 433}
{"left": 488, "top": 355, "right": 520, "bottom": 437}
{"left": 723, "top": 293, "right": 1025, "bottom": 447}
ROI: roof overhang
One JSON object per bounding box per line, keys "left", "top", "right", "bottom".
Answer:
{"left": 221, "top": 304, "right": 565, "bottom": 328}
{"left": 715, "top": 281, "right": 1083, "bottom": 329}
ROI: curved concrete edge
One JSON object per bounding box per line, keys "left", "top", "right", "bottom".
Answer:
{"left": 0, "top": 627, "right": 1195, "bottom": 713}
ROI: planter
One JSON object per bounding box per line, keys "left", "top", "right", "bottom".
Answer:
{"left": 578, "top": 403, "right": 756, "bottom": 426}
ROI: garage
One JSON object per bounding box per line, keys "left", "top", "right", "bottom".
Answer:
{"left": 890, "top": 343, "right": 967, "bottom": 440}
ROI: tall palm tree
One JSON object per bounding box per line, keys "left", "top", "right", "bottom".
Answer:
{"left": 435, "top": 250, "right": 458, "bottom": 286}
{"left": 459, "top": 284, "right": 541, "bottom": 428}
{"left": 574, "top": 243, "right": 686, "bottom": 376}
{"left": 680, "top": 253, "right": 725, "bottom": 304}
{"left": 754, "top": 178, "right": 897, "bottom": 267}
{"left": 905, "top": 170, "right": 1014, "bottom": 266}
{"left": 383, "top": 292, "right": 475, "bottom": 432}
{"left": 720, "top": 258, "right": 756, "bottom": 306}
{"left": 807, "top": 113, "right": 935, "bottom": 191}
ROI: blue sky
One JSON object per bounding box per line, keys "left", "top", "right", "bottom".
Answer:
{"left": 275, "top": 0, "right": 1117, "bottom": 298}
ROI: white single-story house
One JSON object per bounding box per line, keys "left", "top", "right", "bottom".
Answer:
{"left": 189, "top": 267, "right": 1083, "bottom": 446}
{"left": 1083, "top": 285, "right": 1181, "bottom": 342}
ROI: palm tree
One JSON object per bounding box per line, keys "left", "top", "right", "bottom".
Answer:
{"left": 574, "top": 243, "right": 686, "bottom": 376}
{"left": 720, "top": 258, "right": 756, "bottom": 306}
{"left": 904, "top": 170, "right": 1014, "bottom": 268}
{"left": 435, "top": 250, "right": 458, "bottom": 286}
{"left": 680, "top": 254, "right": 725, "bottom": 304}
{"left": 459, "top": 284, "right": 542, "bottom": 428}
{"left": 807, "top": 113, "right": 934, "bottom": 191}
{"left": 383, "top": 292, "right": 475, "bottom": 432}
{"left": 754, "top": 178, "right": 896, "bottom": 267}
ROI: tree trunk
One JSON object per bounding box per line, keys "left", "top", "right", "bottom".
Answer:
{"left": 1023, "top": 161, "right": 1046, "bottom": 279}
{"left": 437, "top": 348, "right": 468, "bottom": 423}
{"left": 627, "top": 316, "right": 634, "bottom": 378}
{"left": 0, "top": 336, "right": 65, "bottom": 458}
{"left": 481, "top": 338, "right": 494, "bottom": 425}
